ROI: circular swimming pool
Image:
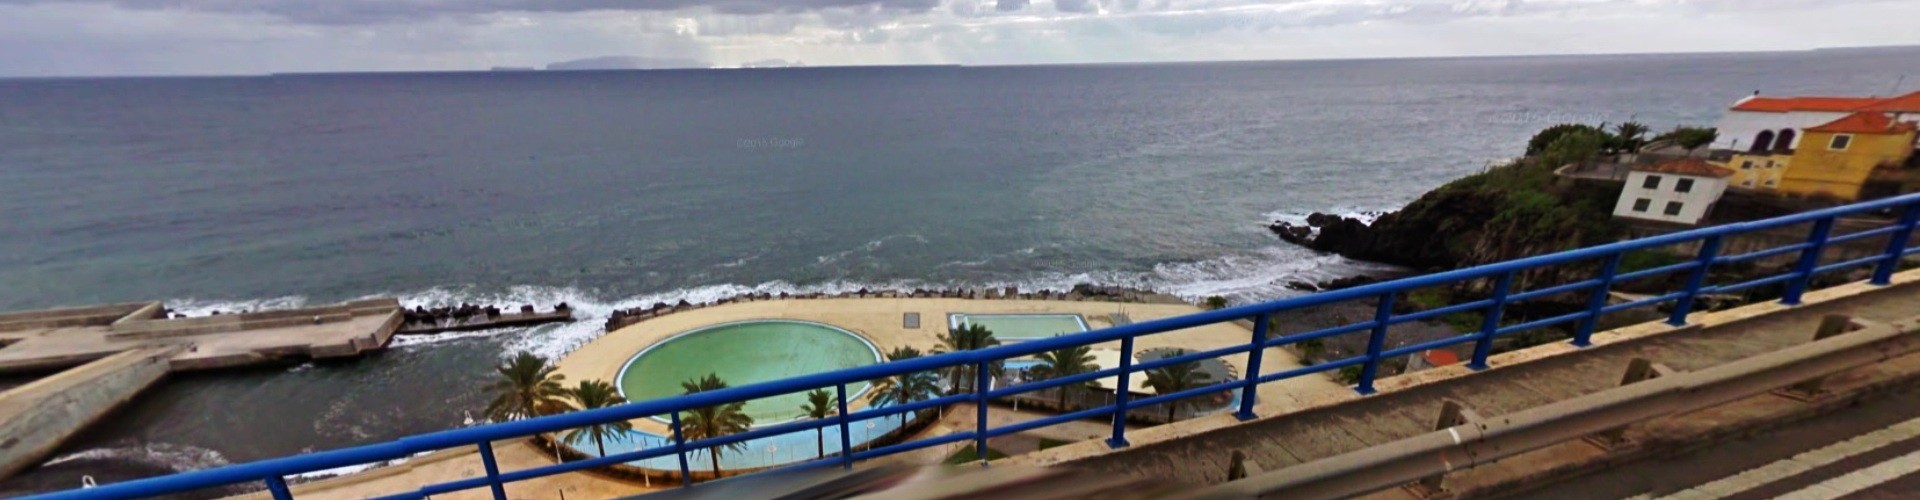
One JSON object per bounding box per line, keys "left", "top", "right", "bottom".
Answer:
{"left": 616, "top": 320, "right": 881, "bottom": 424}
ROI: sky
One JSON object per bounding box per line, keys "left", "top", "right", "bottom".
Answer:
{"left": 1, "top": 0, "right": 1918, "bottom": 77}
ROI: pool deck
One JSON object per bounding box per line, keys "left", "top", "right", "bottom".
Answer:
{"left": 553, "top": 297, "right": 1345, "bottom": 436}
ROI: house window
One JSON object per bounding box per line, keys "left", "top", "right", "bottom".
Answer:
{"left": 1742, "top": 180, "right": 1754, "bottom": 187}
{"left": 1632, "top": 198, "right": 1652, "bottom": 212}
{"left": 1642, "top": 175, "right": 1662, "bottom": 189}
{"left": 1664, "top": 201, "right": 1684, "bottom": 216}
{"left": 1741, "top": 161, "right": 1754, "bottom": 170}
{"left": 1675, "top": 178, "right": 1695, "bottom": 193}
{"left": 1830, "top": 134, "right": 1853, "bottom": 151}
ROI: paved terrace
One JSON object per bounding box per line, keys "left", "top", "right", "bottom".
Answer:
{"left": 1009, "top": 269, "right": 1920, "bottom": 486}
{"left": 0, "top": 299, "right": 403, "bottom": 374}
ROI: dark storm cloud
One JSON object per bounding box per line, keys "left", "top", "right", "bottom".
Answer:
{"left": 0, "top": 0, "right": 942, "bottom": 24}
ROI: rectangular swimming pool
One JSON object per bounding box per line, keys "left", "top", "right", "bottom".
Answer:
{"left": 948, "top": 313, "right": 1090, "bottom": 340}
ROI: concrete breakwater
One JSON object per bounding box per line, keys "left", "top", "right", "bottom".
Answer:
{"left": 0, "top": 298, "right": 405, "bottom": 375}
{"left": 604, "top": 284, "right": 1186, "bottom": 333}
{"left": 396, "top": 303, "right": 574, "bottom": 335}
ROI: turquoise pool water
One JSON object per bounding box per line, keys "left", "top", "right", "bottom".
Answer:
{"left": 616, "top": 320, "right": 880, "bottom": 424}
{"left": 949, "top": 313, "right": 1090, "bottom": 340}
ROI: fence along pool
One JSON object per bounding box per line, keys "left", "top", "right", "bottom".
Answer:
{"left": 25, "top": 192, "right": 1920, "bottom": 500}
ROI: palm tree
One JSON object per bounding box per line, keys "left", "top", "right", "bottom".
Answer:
{"left": 870, "top": 346, "right": 940, "bottom": 427}
{"left": 1030, "top": 345, "right": 1097, "bottom": 412}
{"left": 935, "top": 323, "right": 1002, "bottom": 395}
{"left": 563, "top": 379, "right": 632, "bottom": 458}
{"left": 1143, "top": 350, "right": 1213, "bottom": 422}
{"left": 799, "top": 389, "right": 837, "bottom": 459}
{"left": 484, "top": 351, "right": 570, "bottom": 422}
{"left": 679, "top": 373, "right": 754, "bottom": 477}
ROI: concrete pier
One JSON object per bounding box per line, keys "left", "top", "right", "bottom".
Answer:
{"left": 0, "top": 299, "right": 403, "bottom": 375}
{"left": 0, "top": 346, "right": 180, "bottom": 479}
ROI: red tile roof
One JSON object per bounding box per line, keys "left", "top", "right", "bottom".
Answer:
{"left": 1733, "top": 96, "right": 1883, "bottom": 113}
{"left": 1632, "top": 158, "right": 1735, "bottom": 178}
{"left": 1806, "top": 112, "right": 1919, "bottom": 135}
{"left": 1859, "top": 91, "right": 1920, "bottom": 113}
{"left": 1732, "top": 90, "right": 1920, "bottom": 113}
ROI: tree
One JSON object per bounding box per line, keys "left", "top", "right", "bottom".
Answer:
{"left": 1143, "top": 350, "right": 1213, "bottom": 422}
{"left": 563, "top": 379, "right": 632, "bottom": 458}
{"left": 935, "top": 323, "right": 1002, "bottom": 395}
{"left": 1526, "top": 123, "right": 1604, "bottom": 156}
{"left": 870, "top": 346, "right": 940, "bottom": 427}
{"left": 1030, "top": 345, "right": 1098, "bottom": 412}
{"left": 1203, "top": 296, "right": 1229, "bottom": 310}
{"left": 679, "top": 373, "right": 754, "bottom": 477}
{"left": 799, "top": 389, "right": 837, "bottom": 459}
{"left": 1537, "top": 127, "right": 1607, "bottom": 169}
{"left": 1611, "top": 121, "right": 1650, "bottom": 153}
{"left": 484, "top": 351, "right": 570, "bottom": 422}
{"left": 1654, "top": 126, "right": 1719, "bottom": 152}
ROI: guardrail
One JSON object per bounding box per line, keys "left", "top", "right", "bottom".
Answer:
{"left": 26, "top": 192, "right": 1920, "bottom": 500}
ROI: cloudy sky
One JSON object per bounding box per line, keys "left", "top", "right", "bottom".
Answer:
{"left": 2, "top": 0, "right": 1917, "bottom": 76}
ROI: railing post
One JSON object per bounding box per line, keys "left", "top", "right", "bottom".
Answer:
{"left": 477, "top": 441, "right": 508, "bottom": 500}
{"left": 974, "top": 360, "right": 991, "bottom": 466}
{"left": 1669, "top": 235, "right": 1723, "bottom": 326}
{"left": 836, "top": 383, "right": 853, "bottom": 469}
{"left": 1468, "top": 272, "right": 1515, "bottom": 370}
{"left": 1573, "top": 253, "right": 1623, "bottom": 347}
{"left": 670, "top": 411, "right": 693, "bottom": 487}
{"left": 1356, "top": 293, "right": 1395, "bottom": 395}
{"left": 1872, "top": 204, "right": 1920, "bottom": 285}
{"left": 1782, "top": 217, "right": 1836, "bottom": 305}
{"left": 1107, "top": 335, "right": 1135, "bottom": 449}
{"left": 265, "top": 476, "right": 294, "bottom": 500}
{"left": 1236, "top": 313, "right": 1269, "bottom": 421}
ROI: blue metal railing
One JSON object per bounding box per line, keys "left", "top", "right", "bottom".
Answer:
{"left": 27, "top": 193, "right": 1920, "bottom": 500}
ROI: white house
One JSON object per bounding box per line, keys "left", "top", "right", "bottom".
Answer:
{"left": 1612, "top": 159, "right": 1735, "bottom": 225}
{"left": 1711, "top": 90, "right": 1920, "bottom": 153}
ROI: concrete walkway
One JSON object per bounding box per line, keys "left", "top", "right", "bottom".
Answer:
{"left": 1024, "top": 271, "right": 1920, "bottom": 486}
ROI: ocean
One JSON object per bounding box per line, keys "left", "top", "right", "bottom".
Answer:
{"left": 2, "top": 49, "right": 1917, "bottom": 494}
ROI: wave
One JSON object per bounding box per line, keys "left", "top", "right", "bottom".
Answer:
{"left": 154, "top": 245, "right": 1399, "bottom": 361}
{"left": 1264, "top": 207, "right": 1389, "bottom": 226}
{"left": 42, "top": 442, "right": 229, "bottom": 472}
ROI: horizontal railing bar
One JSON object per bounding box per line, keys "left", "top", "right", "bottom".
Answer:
{"left": 1258, "top": 355, "right": 1367, "bottom": 384}
{"left": 840, "top": 394, "right": 970, "bottom": 423}
{"left": 1709, "top": 272, "right": 1799, "bottom": 295}
{"left": 1127, "top": 343, "right": 1256, "bottom": 373}
{"left": 1492, "top": 311, "right": 1591, "bottom": 337}
{"left": 985, "top": 367, "right": 1125, "bottom": 398}
{"left": 1506, "top": 279, "right": 1603, "bottom": 303}
{"left": 982, "top": 406, "right": 1119, "bottom": 439}
{"left": 1717, "top": 243, "right": 1812, "bottom": 264}
{"left": 1615, "top": 261, "right": 1699, "bottom": 282}
{"left": 1388, "top": 299, "right": 1493, "bottom": 325}
{"left": 1265, "top": 321, "right": 1379, "bottom": 348}
{"left": 1599, "top": 292, "right": 1684, "bottom": 314}
{"left": 1826, "top": 225, "right": 1903, "bottom": 245}
{"left": 1813, "top": 255, "right": 1891, "bottom": 276}
{"left": 1124, "top": 380, "right": 1242, "bottom": 411}
{"left": 849, "top": 431, "right": 976, "bottom": 461}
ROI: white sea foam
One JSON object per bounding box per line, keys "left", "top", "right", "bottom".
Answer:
{"left": 42, "top": 442, "right": 229, "bottom": 472}
{"left": 153, "top": 243, "right": 1399, "bottom": 362}
{"left": 1264, "top": 207, "right": 1388, "bottom": 227}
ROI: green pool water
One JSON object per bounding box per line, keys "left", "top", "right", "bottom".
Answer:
{"left": 949, "top": 313, "right": 1090, "bottom": 340}
{"left": 616, "top": 320, "right": 880, "bottom": 424}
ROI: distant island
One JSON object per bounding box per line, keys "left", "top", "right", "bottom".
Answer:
{"left": 546, "top": 56, "right": 710, "bottom": 71}
{"left": 739, "top": 59, "right": 806, "bottom": 69}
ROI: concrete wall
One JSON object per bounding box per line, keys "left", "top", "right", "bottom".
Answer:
{"left": 0, "top": 303, "right": 155, "bottom": 333}
{"left": 0, "top": 347, "right": 177, "bottom": 480}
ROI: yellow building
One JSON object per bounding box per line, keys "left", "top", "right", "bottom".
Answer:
{"left": 1777, "top": 112, "right": 1918, "bottom": 200}
{"left": 1725, "top": 152, "right": 1789, "bottom": 190}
